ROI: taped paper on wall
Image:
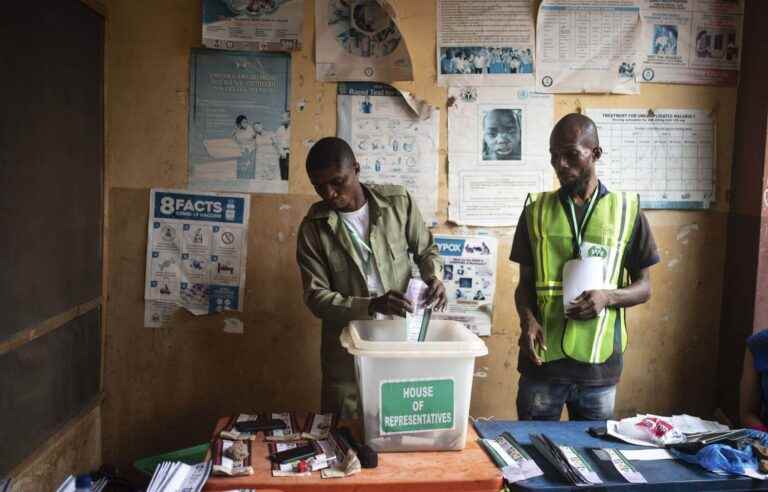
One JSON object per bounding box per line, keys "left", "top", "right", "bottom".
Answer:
{"left": 315, "top": 0, "right": 413, "bottom": 82}
{"left": 337, "top": 82, "right": 439, "bottom": 225}
{"left": 536, "top": 0, "right": 642, "bottom": 94}
{"left": 144, "top": 189, "right": 250, "bottom": 328}
{"left": 188, "top": 48, "right": 291, "bottom": 194}
{"left": 433, "top": 235, "right": 498, "bottom": 337}
{"left": 437, "top": 0, "right": 535, "bottom": 87}
{"left": 639, "top": 0, "right": 743, "bottom": 86}
{"left": 447, "top": 86, "right": 554, "bottom": 226}
{"left": 202, "top": 0, "right": 304, "bottom": 52}
{"left": 587, "top": 108, "right": 715, "bottom": 209}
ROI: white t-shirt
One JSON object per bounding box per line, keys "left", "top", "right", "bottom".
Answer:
{"left": 340, "top": 202, "right": 388, "bottom": 319}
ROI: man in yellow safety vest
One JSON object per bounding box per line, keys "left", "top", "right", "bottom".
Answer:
{"left": 510, "top": 113, "right": 660, "bottom": 420}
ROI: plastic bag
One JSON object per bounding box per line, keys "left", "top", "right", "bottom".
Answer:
{"left": 699, "top": 445, "right": 754, "bottom": 475}
{"left": 672, "top": 430, "right": 768, "bottom": 477}
{"left": 635, "top": 416, "right": 686, "bottom": 445}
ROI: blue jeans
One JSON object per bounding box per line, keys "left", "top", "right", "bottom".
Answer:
{"left": 516, "top": 375, "right": 616, "bottom": 421}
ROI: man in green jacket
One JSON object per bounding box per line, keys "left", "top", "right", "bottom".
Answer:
{"left": 297, "top": 137, "right": 446, "bottom": 419}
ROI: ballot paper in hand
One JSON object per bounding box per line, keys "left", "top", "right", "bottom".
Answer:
{"left": 562, "top": 257, "right": 606, "bottom": 315}
{"left": 405, "top": 279, "right": 430, "bottom": 342}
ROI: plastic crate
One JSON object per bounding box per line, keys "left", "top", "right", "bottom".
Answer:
{"left": 341, "top": 319, "right": 487, "bottom": 453}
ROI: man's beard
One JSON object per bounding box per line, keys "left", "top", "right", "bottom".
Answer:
{"left": 560, "top": 168, "right": 592, "bottom": 196}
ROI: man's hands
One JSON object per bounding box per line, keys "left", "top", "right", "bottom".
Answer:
{"left": 425, "top": 278, "right": 448, "bottom": 311}
{"left": 369, "top": 278, "right": 448, "bottom": 317}
{"left": 369, "top": 291, "right": 413, "bottom": 317}
{"left": 566, "top": 289, "right": 611, "bottom": 320}
{"left": 519, "top": 289, "right": 611, "bottom": 365}
{"left": 520, "top": 318, "right": 547, "bottom": 366}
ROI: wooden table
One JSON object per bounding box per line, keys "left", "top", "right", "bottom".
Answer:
{"left": 203, "top": 416, "right": 503, "bottom": 492}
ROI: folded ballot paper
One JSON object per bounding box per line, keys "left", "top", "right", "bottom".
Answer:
{"left": 405, "top": 279, "right": 431, "bottom": 342}
{"left": 531, "top": 434, "right": 603, "bottom": 486}
{"left": 479, "top": 432, "right": 543, "bottom": 482}
{"left": 147, "top": 461, "right": 211, "bottom": 492}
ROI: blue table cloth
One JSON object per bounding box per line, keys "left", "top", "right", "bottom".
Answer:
{"left": 473, "top": 419, "right": 768, "bottom": 491}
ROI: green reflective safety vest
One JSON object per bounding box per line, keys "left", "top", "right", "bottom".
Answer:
{"left": 526, "top": 190, "right": 639, "bottom": 364}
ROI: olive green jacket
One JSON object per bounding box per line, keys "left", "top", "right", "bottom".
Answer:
{"left": 296, "top": 184, "right": 442, "bottom": 383}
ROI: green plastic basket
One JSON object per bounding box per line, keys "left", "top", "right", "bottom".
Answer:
{"left": 133, "top": 443, "right": 210, "bottom": 476}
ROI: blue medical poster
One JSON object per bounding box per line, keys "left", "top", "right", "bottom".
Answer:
{"left": 188, "top": 48, "right": 291, "bottom": 193}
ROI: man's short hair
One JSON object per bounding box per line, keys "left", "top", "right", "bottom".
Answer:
{"left": 235, "top": 114, "right": 247, "bottom": 126}
{"left": 306, "top": 137, "right": 356, "bottom": 172}
{"left": 552, "top": 113, "right": 600, "bottom": 147}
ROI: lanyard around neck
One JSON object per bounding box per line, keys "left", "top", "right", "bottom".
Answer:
{"left": 566, "top": 185, "right": 599, "bottom": 258}
{"left": 341, "top": 217, "right": 373, "bottom": 258}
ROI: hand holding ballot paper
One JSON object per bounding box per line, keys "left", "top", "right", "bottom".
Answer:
{"left": 405, "top": 279, "right": 432, "bottom": 342}
{"left": 563, "top": 256, "right": 609, "bottom": 320}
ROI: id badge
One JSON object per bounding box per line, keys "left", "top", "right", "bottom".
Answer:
{"left": 579, "top": 241, "right": 611, "bottom": 261}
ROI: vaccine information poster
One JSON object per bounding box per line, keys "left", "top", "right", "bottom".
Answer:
{"left": 144, "top": 189, "right": 251, "bottom": 327}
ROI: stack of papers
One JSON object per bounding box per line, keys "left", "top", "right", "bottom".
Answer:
{"left": 479, "top": 432, "right": 543, "bottom": 483}
{"left": 593, "top": 449, "right": 647, "bottom": 483}
{"left": 531, "top": 434, "right": 602, "bottom": 486}
{"left": 147, "top": 461, "right": 211, "bottom": 492}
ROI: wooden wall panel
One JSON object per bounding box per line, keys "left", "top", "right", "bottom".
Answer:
{"left": 11, "top": 405, "right": 101, "bottom": 492}
{"left": 0, "top": 0, "right": 104, "bottom": 481}
{"left": 0, "top": 310, "right": 101, "bottom": 474}
{"left": 0, "top": 0, "right": 103, "bottom": 342}
{"left": 104, "top": 0, "right": 738, "bottom": 468}
{"left": 103, "top": 189, "right": 320, "bottom": 467}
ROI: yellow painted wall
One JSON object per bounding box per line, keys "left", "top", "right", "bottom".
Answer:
{"left": 103, "top": 0, "right": 736, "bottom": 467}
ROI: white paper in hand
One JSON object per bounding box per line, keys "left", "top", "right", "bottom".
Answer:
{"left": 562, "top": 257, "right": 606, "bottom": 315}
{"left": 405, "top": 279, "right": 429, "bottom": 341}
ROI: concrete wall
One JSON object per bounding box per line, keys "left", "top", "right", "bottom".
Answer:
{"left": 103, "top": 0, "right": 737, "bottom": 467}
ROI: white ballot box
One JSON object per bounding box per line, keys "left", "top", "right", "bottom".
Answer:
{"left": 341, "top": 320, "right": 488, "bottom": 452}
